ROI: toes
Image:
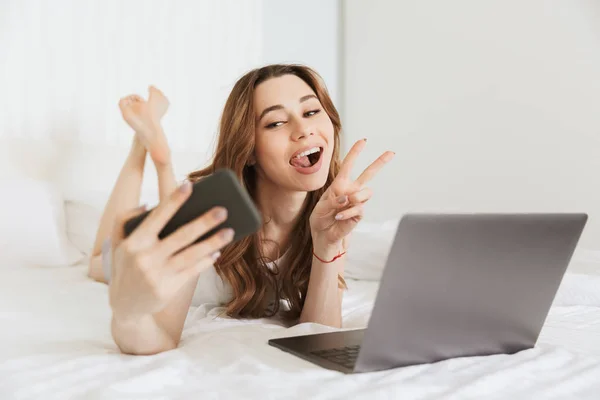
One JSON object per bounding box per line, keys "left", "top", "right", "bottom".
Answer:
{"left": 119, "top": 94, "right": 143, "bottom": 108}
{"left": 118, "top": 97, "right": 130, "bottom": 109}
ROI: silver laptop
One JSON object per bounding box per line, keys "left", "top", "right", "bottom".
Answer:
{"left": 268, "top": 213, "right": 588, "bottom": 374}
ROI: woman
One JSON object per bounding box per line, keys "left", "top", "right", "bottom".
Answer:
{"left": 88, "top": 64, "right": 394, "bottom": 355}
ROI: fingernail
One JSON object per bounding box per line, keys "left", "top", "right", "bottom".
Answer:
{"left": 179, "top": 180, "right": 192, "bottom": 193}
{"left": 335, "top": 213, "right": 344, "bottom": 220}
{"left": 213, "top": 207, "right": 228, "bottom": 221}
{"left": 211, "top": 251, "right": 221, "bottom": 261}
{"left": 135, "top": 204, "right": 147, "bottom": 211}
{"left": 221, "top": 228, "right": 235, "bottom": 241}
{"left": 337, "top": 195, "right": 348, "bottom": 204}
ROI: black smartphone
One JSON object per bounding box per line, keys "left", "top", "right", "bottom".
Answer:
{"left": 123, "top": 169, "right": 262, "bottom": 245}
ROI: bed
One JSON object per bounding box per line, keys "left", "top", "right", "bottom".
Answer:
{"left": 1, "top": 257, "right": 599, "bottom": 399}
{"left": 1, "top": 144, "right": 600, "bottom": 399}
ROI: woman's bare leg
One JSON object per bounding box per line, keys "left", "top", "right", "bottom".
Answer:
{"left": 88, "top": 87, "right": 177, "bottom": 282}
{"left": 147, "top": 86, "right": 177, "bottom": 200}
{"left": 88, "top": 136, "right": 146, "bottom": 281}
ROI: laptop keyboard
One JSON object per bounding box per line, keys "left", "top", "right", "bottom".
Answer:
{"left": 311, "top": 345, "right": 361, "bottom": 369}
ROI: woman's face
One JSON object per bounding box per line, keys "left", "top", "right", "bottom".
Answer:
{"left": 253, "top": 74, "right": 335, "bottom": 192}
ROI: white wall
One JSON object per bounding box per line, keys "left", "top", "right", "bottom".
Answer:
{"left": 343, "top": 0, "right": 600, "bottom": 248}
{"left": 0, "top": 0, "right": 263, "bottom": 151}
{"left": 261, "top": 0, "right": 342, "bottom": 107}
{"left": 0, "top": 0, "right": 263, "bottom": 201}
{"left": 0, "top": 0, "right": 342, "bottom": 198}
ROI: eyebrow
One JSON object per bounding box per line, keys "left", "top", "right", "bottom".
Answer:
{"left": 257, "top": 94, "right": 318, "bottom": 122}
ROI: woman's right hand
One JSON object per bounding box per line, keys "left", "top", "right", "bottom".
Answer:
{"left": 108, "top": 181, "right": 234, "bottom": 320}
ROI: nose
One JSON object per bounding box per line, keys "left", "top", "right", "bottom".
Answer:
{"left": 291, "top": 119, "right": 314, "bottom": 142}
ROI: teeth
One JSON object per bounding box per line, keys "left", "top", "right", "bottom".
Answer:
{"left": 294, "top": 147, "right": 321, "bottom": 159}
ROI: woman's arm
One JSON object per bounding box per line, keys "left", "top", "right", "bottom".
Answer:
{"left": 111, "top": 279, "right": 200, "bottom": 355}
{"left": 108, "top": 158, "right": 201, "bottom": 353}
{"left": 305, "top": 140, "right": 394, "bottom": 328}
{"left": 128, "top": 121, "right": 198, "bottom": 351}
{"left": 100, "top": 134, "right": 197, "bottom": 353}
{"left": 299, "top": 243, "right": 345, "bottom": 328}
{"left": 109, "top": 186, "right": 233, "bottom": 355}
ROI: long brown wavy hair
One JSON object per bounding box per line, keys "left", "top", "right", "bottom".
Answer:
{"left": 187, "top": 64, "right": 342, "bottom": 320}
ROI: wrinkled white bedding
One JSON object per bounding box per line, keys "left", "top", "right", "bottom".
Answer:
{"left": 0, "top": 264, "right": 599, "bottom": 400}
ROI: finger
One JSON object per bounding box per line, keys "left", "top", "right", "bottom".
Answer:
{"left": 169, "top": 253, "right": 220, "bottom": 289}
{"left": 129, "top": 94, "right": 143, "bottom": 103}
{"left": 111, "top": 204, "right": 148, "bottom": 247}
{"left": 330, "top": 193, "right": 350, "bottom": 209}
{"left": 348, "top": 187, "right": 373, "bottom": 204}
{"left": 157, "top": 206, "right": 229, "bottom": 258}
{"left": 167, "top": 228, "right": 235, "bottom": 271}
{"left": 338, "top": 139, "right": 367, "bottom": 179}
{"left": 355, "top": 151, "right": 395, "bottom": 186}
{"left": 129, "top": 181, "right": 193, "bottom": 242}
{"left": 329, "top": 186, "right": 372, "bottom": 210}
{"left": 334, "top": 204, "right": 364, "bottom": 221}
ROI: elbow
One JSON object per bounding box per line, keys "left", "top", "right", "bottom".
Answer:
{"left": 323, "top": 320, "right": 343, "bottom": 329}
{"left": 298, "top": 315, "right": 342, "bottom": 329}
{"left": 112, "top": 330, "right": 180, "bottom": 356}
{"left": 111, "top": 317, "right": 181, "bottom": 356}
{"left": 116, "top": 340, "right": 178, "bottom": 356}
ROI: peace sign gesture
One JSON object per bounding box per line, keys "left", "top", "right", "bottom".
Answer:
{"left": 309, "top": 139, "right": 395, "bottom": 256}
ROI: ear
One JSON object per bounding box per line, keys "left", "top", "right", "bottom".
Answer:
{"left": 247, "top": 153, "right": 256, "bottom": 166}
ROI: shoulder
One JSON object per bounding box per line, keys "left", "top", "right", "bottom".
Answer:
{"left": 191, "top": 264, "right": 234, "bottom": 307}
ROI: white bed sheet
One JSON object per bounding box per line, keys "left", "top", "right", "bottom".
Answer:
{"left": 0, "top": 265, "right": 599, "bottom": 400}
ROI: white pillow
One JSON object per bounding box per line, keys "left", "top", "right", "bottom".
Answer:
{"left": 64, "top": 189, "right": 160, "bottom": 258}
{"left": 345, "top": 218, "right": 399, "bottom": 281}
{"left": 0, "top": 137, "right": 62, "bottom": 181}
{"left": 64, "top": 200, "right": 104, "bottom": 258}
{"left": 345, "top": 219, "right": 600, "bottom": 288}
{"left": 0, "top": 179, "right": 84, "bottom": 267}
{"left": 55, "top": 142, "right": 205, "bottom": 257}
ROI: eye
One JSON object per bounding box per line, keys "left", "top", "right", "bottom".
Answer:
{"left": 304, "top": 109, "right": 321, "bottom": 118}
{"left": 266, "top": 121, "right": 285, "bottom": 129}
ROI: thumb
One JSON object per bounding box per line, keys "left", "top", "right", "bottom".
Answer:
{"left": 330, "top": 193, "right": 349, "bottom": 209}
{"left": 111, "top": 204, "right": 148, "bottom": 246}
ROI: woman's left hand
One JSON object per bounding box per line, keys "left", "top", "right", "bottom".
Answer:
{"left": 309, "top": 139, "right": 395, "bottom": 258}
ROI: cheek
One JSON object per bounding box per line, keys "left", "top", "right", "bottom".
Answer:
{"left": 319, "top": 117, "right": 335, "bottom": 140}
{"left": 255, "top": 134, "right": 284, "bottom": 165}
{"left": 320, "top": 120, "right": 336, "bottom": 151}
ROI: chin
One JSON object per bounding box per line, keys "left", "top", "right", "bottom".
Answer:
{"left": 292, "top": 164, "right": 331, "bottom": 192}
{"left": 300, "top": 176, "right": 328, "bottom": 192}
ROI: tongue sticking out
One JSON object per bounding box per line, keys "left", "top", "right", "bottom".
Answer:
{"left": 290, "top": 155, "right": 312, "bottom": 168}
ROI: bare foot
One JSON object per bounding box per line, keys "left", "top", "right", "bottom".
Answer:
{"left": 118, "top": 90, "right": 170, "bottom": 165}
{"left": 148, "top": 85, "right": 169, "bottom": 120}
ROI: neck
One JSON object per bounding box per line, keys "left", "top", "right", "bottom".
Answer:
{"left": 255, "top": 175, "right": 307, "bottom": 257}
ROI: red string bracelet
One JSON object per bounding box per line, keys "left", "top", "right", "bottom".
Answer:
{"left": 313, "top": 250, "right": 347, "bottom": 263}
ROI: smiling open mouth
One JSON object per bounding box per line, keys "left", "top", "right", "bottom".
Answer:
{"left": 290, "top": 147, "right": 322, "bottom": 168}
